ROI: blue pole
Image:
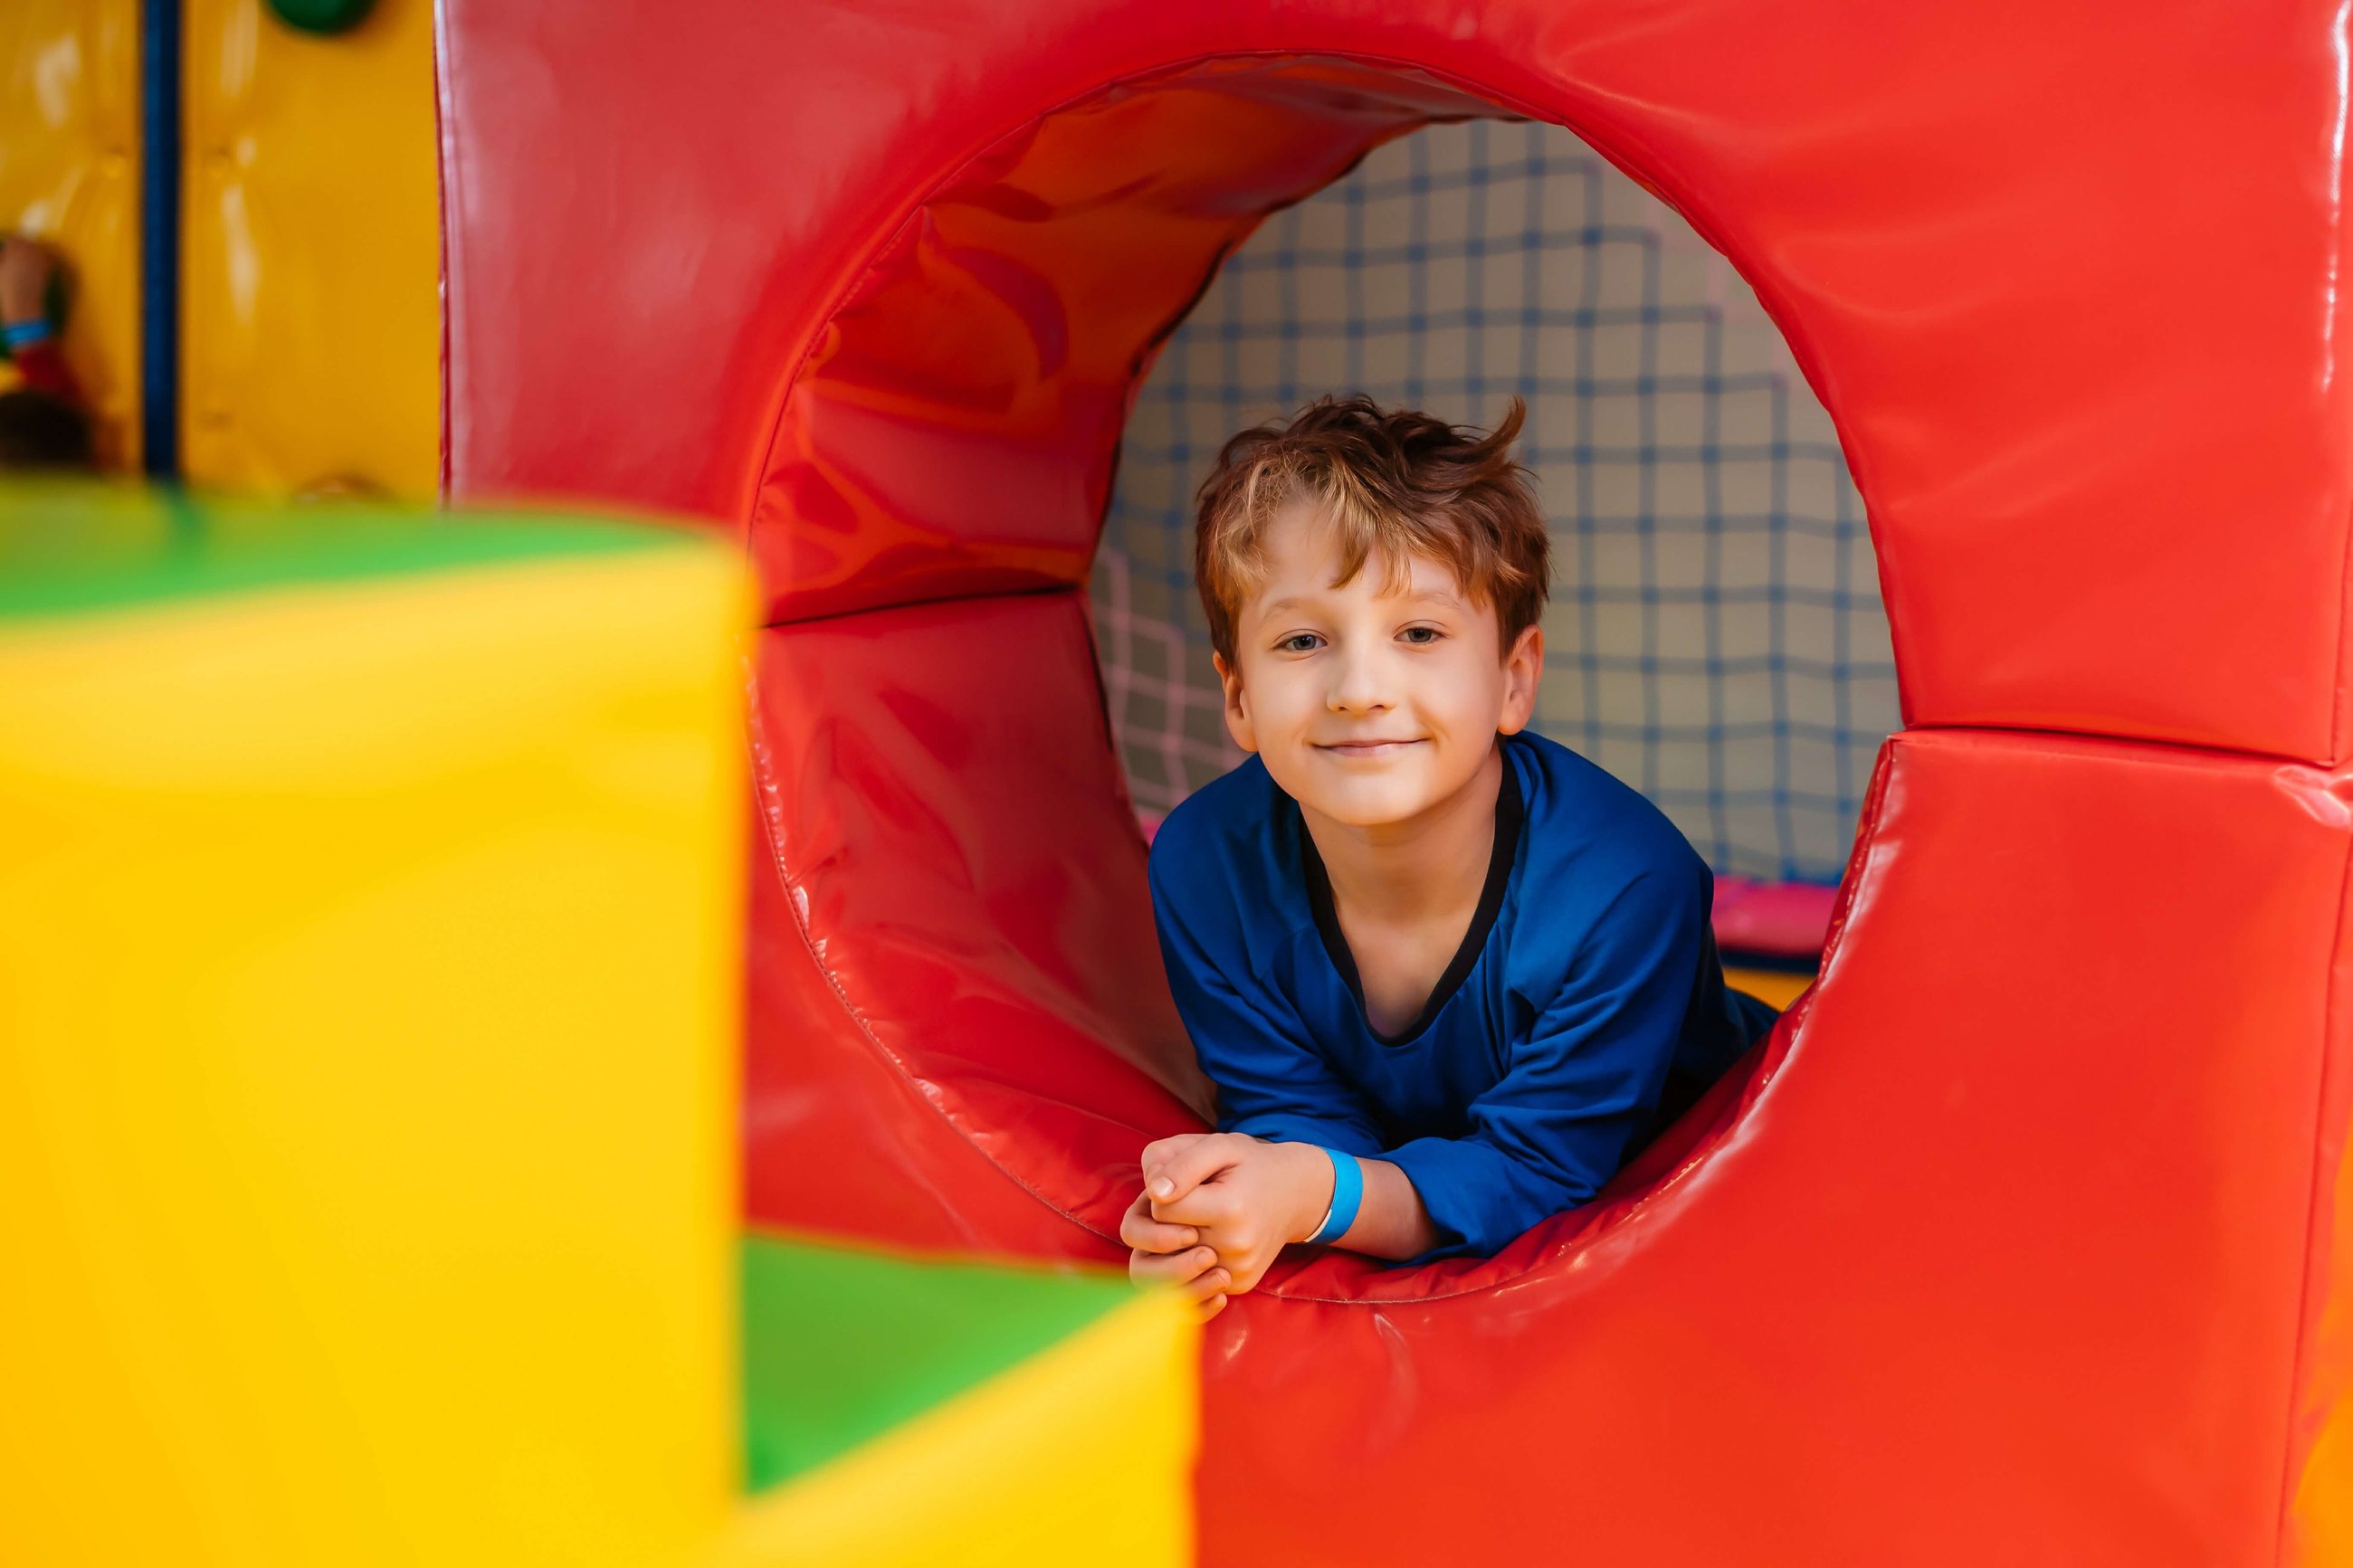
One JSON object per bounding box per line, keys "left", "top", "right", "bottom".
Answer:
{"left": 138, "top": 0, "right": 180, "bottom": 480}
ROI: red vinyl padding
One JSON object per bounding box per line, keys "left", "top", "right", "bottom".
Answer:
{"left": 440, "top": 9, "right": 2353, "bottom": 759}
{"left": 436, "top": 3, "right": 2353, "bottom": 1562}
{"left": 744, "top": 590, "right": 1208, "bottom": 1253}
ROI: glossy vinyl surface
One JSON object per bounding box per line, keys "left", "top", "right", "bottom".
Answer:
{"left": 754, "top": 58, "right": 1490, "bottom": 624}
{"left": 433, "top": 1, "right": 2353, "bottom": 1562}
{"left": 744, "top": 591, "right": 1208, "bottom": 1254}
{"left": 441, "top": 3, "right": 2353, "bottom": 759}
{"left": 183, "top": 0, "right": 439, "bottom": 498}
{"left": 743, "top": 592, "right": 2353, "bottom": 1559}
{"left": 1204, "top": 730, "right": 2352, "bottom": 1562}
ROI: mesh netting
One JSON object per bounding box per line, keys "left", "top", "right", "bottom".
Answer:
{"left": 1091, "top": 120, "right": 1900, "bottom": 883}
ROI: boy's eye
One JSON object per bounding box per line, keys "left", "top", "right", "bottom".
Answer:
{"left": 1276, "top": 632, "right": 1323, "bottom": 653}
{"left": 1399, "top": 625, "right": 1443, "bottom": 645}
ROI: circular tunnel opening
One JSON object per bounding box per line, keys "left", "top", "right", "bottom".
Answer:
{"left": 748, "top": 54, "right": 1900, "bottom": 1294}
{"left": 1092, "top": 116, "right": 1898, "bottom": 988}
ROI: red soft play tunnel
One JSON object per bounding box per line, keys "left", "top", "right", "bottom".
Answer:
{"left": 434, "top": 5, "right": 2353, "bottom": 1563}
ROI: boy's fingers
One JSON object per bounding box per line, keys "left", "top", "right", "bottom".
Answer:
{"left": 1129, "top": 1245, "right": 1220, "bottom": 1287}
{"left": 1138, "top": 1133, "right": 1208, "bottom": 1183}
{"left": 1119, "top": 1193, "right": 1199, "bottom": 1254}
{"left": 1149, "top": 1184, "right": 1234, "bottom": 1230}
{"left": 1197, "top": 1292, "right": 1228, "bottom": 1322}
{"left": 1144, "top": 1135, "right": 1244, "bottom": 1203}
{"left": 1181, "top": 1267, "right": 1232, "bottom": 1305}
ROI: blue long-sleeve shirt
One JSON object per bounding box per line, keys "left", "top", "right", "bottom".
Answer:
{"left": 1146, "top": 729, "right": 1777, "bottom": 1259}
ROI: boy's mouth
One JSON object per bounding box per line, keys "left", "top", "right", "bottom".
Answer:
{"left": 1314, "top": 738, "right": 1424, "bottom": 757}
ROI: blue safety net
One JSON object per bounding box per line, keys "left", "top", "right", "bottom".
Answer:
{"left": 1091, "top": 121, "right": 1900, "bottom": 884}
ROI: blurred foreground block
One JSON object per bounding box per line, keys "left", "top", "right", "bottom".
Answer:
{"left": 0, "top": 488, "right": 748, "bottom": 1565}
{"left": 731, "top": 1234, "right": 1197, "bottom": 1568}
{"left": 0, "top": 488, "right": 1197, "bottom": 1566}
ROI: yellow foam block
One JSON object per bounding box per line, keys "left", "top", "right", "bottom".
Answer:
{"left": 0, "top": 540, "right": 749, "bottom": 1565}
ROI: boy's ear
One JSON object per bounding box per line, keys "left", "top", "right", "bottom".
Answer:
{"left": 1496, "top": 623, "right": 1545, "bottom": 736}
{"left": 1212, "top": 651, "right": 1258, "bottom": 754}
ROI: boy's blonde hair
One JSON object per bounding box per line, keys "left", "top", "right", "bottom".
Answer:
{"left": 1191, "top": 394, "right": 1550, "bottom": 663}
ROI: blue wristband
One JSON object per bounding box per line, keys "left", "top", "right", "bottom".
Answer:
{"left": 3, "top": 318, "right": 53, "bottom": 350}
{"left": 1304, "top": 1147, "right": 1363, "bottom": 1246}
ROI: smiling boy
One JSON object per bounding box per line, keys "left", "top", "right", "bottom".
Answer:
{"left": 1125, "top": 394, "right": 1779, "bottom": 1317}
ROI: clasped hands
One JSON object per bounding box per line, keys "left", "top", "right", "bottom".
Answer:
{"left": 1120, "top": 1131, "right": 1334, "bottom": 1320}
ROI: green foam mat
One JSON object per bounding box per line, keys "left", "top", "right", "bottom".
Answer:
{"left": 739, "top": 1232, "right": 1132, "bottom": 1493}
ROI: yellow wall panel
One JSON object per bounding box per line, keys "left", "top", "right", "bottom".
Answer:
{"left": 0, "top": 0, "right": 142, "bottom": 468}
{"left": 182, "top": 0, "right": 439, "bottom": 498}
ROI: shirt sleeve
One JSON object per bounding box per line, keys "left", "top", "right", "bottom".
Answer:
{"left": 1149, "top": 854, "right": 1385, "bottom": 1159}
{"left": 1384, "top": 863, "right": 1710, "bottom": 1259}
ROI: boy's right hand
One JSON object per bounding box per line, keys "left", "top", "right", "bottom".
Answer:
{"left": 1119, "top": 1190, "right": 1232, "bottom": 1320}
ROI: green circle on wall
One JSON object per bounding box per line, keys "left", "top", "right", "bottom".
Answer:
{"left": 265, "top": 0, "right": 375, "bottom": 36}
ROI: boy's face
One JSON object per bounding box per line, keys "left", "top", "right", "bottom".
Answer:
{"left": 1214, "top": 497, "right": 1543, "bottom": 832}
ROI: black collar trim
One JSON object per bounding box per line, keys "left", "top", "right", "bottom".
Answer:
{"left": 1298, "top": 753, "right": 1523, "bottom": 1048}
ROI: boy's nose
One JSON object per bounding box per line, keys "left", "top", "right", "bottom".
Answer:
{"left": 1326, "top": 646, "right": 1392, "bottom": 712}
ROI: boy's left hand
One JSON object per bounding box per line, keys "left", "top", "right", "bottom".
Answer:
{"left": 1141, "top": 1132, "right": 1334, "bottom": 1296}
